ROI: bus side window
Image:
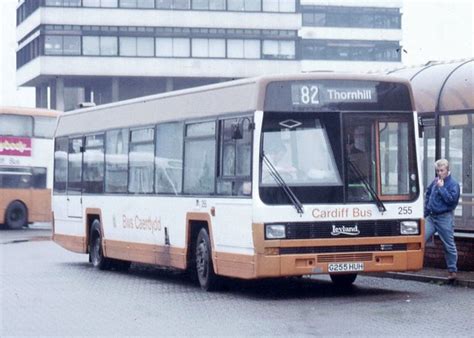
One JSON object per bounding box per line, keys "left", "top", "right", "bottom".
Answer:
{"left": 32, "top": 167, "right": 47, "bottom": 189}
{"left": 68, "top": 137, "right": 83, "bottom": 194}
{"left": 217, "top": 117, "right": 252, "bottom": 196}
{"left": 105, "top": 128, "right": 129, "bottom": 193}
{"left": 83, "top": 134, "right": 105, "bottom": 194}
{"left": 129, "top": 127, "right": 155, "bottom": 194}
{"left": 155, "top": 122, "right": 184, "bottom": 195}
{"left": 54, "top": 137, "right": 68, "bottom": 193}
{"left": 183, "top": 121, "right": 216, "bottom": 195}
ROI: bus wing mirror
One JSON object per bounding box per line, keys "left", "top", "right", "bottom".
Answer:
{"left": 231, "top": 118, "right": 254, "bottom": 140}
{"left": 231, "top": 122, "right": 243, "bottom": 139}
{"left": 418, "top": 117, "right": 424, "bottom": 138}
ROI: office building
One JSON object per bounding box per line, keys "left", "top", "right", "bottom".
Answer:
{"left": 16, "top": 0, "right": 403, "bottom": 111}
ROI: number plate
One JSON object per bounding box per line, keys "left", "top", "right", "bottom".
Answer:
{"left": 328, "top": 262, "right": 364, "bottom": 273}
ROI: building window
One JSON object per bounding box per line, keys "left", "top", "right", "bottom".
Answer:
{"left": 44, "top": 36, "right": 63, "bottom": 55}
{"left": 45, "top": 0, "right": 81, "bottom": 6}
{"left": 228, "top": 0, "right": 261, "bottom": 11}
{"left": 156, "top": 38, "right": 190, "bottom": 57}
{"left": 63, "top": 36, "right": 81, "bottom": 55}
{"left": 83, "top": 0, "right": 118, "bottom": 7}
{"left": 192, "top": 38, "right": 225, "bottom": 58}
{"left": 192, "top": 0, "right": 225, "bottom": 10}
{"left": 155, "top": 0, "right": 190, "bottom": 9}
{"left": 227, "top": 39, "right": 260, "bottom": 59}
{"left": 262, "top": 40, "right": 295, "bottom": 59}
{"left": 262, "top": 0, "right": 295, "bottom": 12}
{"left": 119, "top": 0, "right": 155, "bottom": 8}
{"left": 44, "top": 35, "right": 81, "bottom": 56}
{"left": 302, "top": 6, "right": 401, "bottom": 29}
{"left": 301, "top": 39, "right": 401, "bottom": 62}
{"left": 120, "top": 37, "right": 154, "bottom": 56}
{"left": 83, "top": 36, "right": 118, "bottom": 56}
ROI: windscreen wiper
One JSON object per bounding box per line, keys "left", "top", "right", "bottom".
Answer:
{"left": 347, "top": 159, "right": 386, "bottom": 212}
{"left": 262, "top": 152, "right": 304, "bottom": 215}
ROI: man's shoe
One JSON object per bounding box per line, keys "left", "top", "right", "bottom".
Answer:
{"left": 448, "top": 272, "right": 457, "bottom": 280}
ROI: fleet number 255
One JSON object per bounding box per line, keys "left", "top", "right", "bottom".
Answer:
{"left": 398, "top": 206, "right": 412, "bottom": 215}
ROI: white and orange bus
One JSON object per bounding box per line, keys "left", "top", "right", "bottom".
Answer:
{"left": 52, "top": 73, "right": 424, "bottom": 290}
{"left": 1, "top": 107, "right": 59, "bottom": 229}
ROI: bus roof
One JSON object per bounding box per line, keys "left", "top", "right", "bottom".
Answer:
{"left": 0, "top": 106, "right": 61, "bottom": 118}
{"left": 55, "top": 73, "right": 412, "bottom": 138}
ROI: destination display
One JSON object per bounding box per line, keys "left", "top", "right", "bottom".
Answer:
{"left": 290, "top": 83, "right": 377, "bottom": 107}
{"left": 264, "top": 80, "right": 412, "bottom": 112}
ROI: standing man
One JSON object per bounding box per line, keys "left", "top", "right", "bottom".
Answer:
{"left": 424, "top": 159, "right": 461, "bottom": 280}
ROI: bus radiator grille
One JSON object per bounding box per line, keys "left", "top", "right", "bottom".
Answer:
{"left": 285, "top": 220, "right": 401, "bottom": 239}
{"left": 317, "top": 253, "right": 373, "bottom": 263}
{"left": 279, "top": 244, "right": 407, "bottom": 255}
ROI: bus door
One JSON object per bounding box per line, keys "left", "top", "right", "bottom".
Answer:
{"left": 67, "top": 137, "right": 83, "bottom": 219}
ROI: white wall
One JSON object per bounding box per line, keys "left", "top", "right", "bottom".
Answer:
{"left": 1, "top": 0, "right": 35, "bottom": 107}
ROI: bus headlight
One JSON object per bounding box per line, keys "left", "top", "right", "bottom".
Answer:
{"left": 400, "top": 221, "right": 419, "bottom": 235}
{"left": 265, "top": 224, "right": 286, "bottom": 239}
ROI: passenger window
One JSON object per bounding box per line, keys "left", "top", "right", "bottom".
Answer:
{"left": 67, "top": 137, "right": 83, "bottom": 194}
{"left": 183, "top": 121, "right": 216, "bottom": 195}
{"left": 156, "top": 122, "right": 183, "bottom": 195}
{"left": 129, "top": 128, "right": 155, "bottom": 194}
{"left": 83, "top": 134, "right": 104, "bottom": 194}
{"left": 217, "top": 117, "right": 252, "bottom": 196}
{"left": 105, "top": 128, "right": 129, "bottom": 193}
{"left": 54, "top": 137, "right": 68, "bottom": 193}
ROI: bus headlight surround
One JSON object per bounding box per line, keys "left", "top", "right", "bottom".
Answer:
{"left": 400, "top": 221, "right": 419, "bottom": 235}
{"left": 265, "top": 224, "right": 286, "bottom": 239}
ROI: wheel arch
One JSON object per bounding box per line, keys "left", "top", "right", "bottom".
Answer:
{"left": 185, "top": 212, "right": 215, "bottom": 272}
{"left": 85, "top": 208, "right": 103, "bottom": 254}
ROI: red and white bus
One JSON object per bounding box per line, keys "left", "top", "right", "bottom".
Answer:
{"left": 52, "top": 73, "right": 424, "bottom": 290}
{"left": 0, "top": 107, "right": 59, "bottom": 229}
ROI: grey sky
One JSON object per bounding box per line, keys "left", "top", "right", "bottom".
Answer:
{"left": 0, "top": 0, "right": 473, "bottom": 108}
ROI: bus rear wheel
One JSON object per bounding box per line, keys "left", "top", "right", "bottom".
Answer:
{"left": 195, "top": 228, "right": 221, "bottom": 291}
{"left": 89, "top": 220, "right": 111, "bottom": 270}
{"left": 330, "top": 273, "right": 357, "bottom": 287}
{"left": 5, "top": 201, "right": 27, "bottom": 229}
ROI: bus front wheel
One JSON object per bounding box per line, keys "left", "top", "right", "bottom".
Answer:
{"left": 89, "top": 220, "right": 111, "bottom": 270}
{"left": 5, "top": 201, "right": 28, "bottom": 229}
{"left": 330, "top": 273, "right": 357, "bottom": 287}
{"left": 195, "top": 228, "right": 221, "bottom": 291}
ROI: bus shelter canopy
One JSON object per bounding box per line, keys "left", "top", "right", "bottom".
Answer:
{"left": 388, "top": 59, "right": 473, "bottom": 113}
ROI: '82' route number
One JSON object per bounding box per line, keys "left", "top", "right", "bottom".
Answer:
{"left": 300, "top": 85, "right": 319, "bottom": 105}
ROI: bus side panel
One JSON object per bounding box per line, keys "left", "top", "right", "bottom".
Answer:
{"left": 67, "top": 195, "right": 256, "bottom": 276}
{"left": 28, "top": 189, "right": 52, "bottom": 222}
{"left": 211, "top": 200, "right": 255, "bottom": 278}
{"left": 52, "top": 195, "right": 86, "bottom": 253}
{"left": 0, "top": 189, "right": 51, "bottom": 223}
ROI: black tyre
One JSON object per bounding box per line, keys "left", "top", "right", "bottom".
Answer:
{"left": 5, "top": 201, "right": 28, "bottom": 229}
{"left": 330, "top": 273, "right": 357, "bottom": 287}
{"left": 89, "top": 220, "right": 111, "bottom": 270}
{"left": 195, "top": 228, "right": 221, "bottom": 291}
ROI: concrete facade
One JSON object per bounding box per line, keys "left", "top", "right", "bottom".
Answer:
{"left": 16, "top": 0, "right": 403, "bottom": 111}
